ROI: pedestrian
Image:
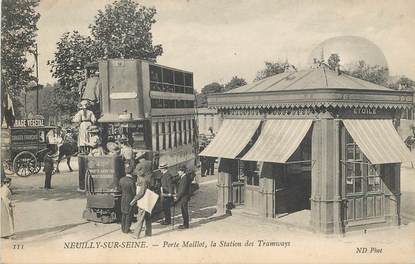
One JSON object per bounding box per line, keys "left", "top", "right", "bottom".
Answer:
{"left": 44, "top": 150, "right": 55, "bottom": 189}
{"left": 159, "top": 162, "right": 173, "bottom": 225}
{"left": 129, "top": 172, "right": 151, "bottom": 239}
{"left": 1, "top": 177, "right": 15, "bottom": 238}
{"left": 88, "top": 126, "right": 105, "bottom": 157}
{"left": 174, "top": 166, "right": 192, "bottom": 229}
{"left": 199, "top": 144, "right": 207, "bottom": 177}
{"left": 119, "top": 135, "right": 133, "bottom": 162}
{"left": 106, "top": 142, "right": 121, "bottom": 156}
{"left": 72, "top": 100, "right": 97, "bottom": 154}
{"left": 207, "top": 156, "right": 216, "bottom": 175}
{"left": 118, "top": 160, "right": 136, "bottom": 233}
{"left": 134, "top": 151, "right": 153, "bottom": 185}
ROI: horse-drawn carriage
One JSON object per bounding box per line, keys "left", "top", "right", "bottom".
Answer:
{"left": 1, "top": 119, "right": 56, "bottom": 177}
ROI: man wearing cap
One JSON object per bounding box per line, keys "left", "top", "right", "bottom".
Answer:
{"left": 118, "top": 160, "right": 136, "bottom": 233}
{"left": 174, "top": 166, "right": 192, "bottom": 229}
{"left": 159, "top": 163, "right": 173, "bottom": 225}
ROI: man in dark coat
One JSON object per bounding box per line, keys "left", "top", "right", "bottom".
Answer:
{"left": 159, "top": 162, "right": 173, "bottom": 225}
{"left": 174, "top": 166, "right": 192, "bottom": 229}
{"left": 43, "top": 151, "right": 55, "bottom": 189}
{"left": 118, "top": 161, "right": 136, "bottom": 233}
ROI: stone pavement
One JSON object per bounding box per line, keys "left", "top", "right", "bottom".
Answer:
{"left": 1, "top": 161, "right": 414, "bottom": 263}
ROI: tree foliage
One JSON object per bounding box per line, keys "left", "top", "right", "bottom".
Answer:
{"left": 1, "top": 0, "right": 40, "bottom": 115}
{"left": 344, "top": 60, "right": 389, "bottom": 86}
{"left": 49, "top": 0, "right": 163, "bottom": 115}
{"left": 224, "top": 76, "right": 247, "bottom": 92}
{"left": 328, "top": 53, "right": 340, "bottom": 70}
{"left": 197, "top": 82, "right": 224, "bottom": 107}
{"left": 254, "top": 61, "right": 290, "bottom": 81}
{"left": 90, "top": 0, "right": 162, "bottom": 61}
{"left": 48, "top": 31, "right": 97, "bottom": 93}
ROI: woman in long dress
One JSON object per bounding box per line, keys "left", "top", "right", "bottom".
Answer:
{"left": 72, "top": 100, "right": 96, "bottom": 154}
{"left": 1, "top": 177, "right": 15, "bottom": 238}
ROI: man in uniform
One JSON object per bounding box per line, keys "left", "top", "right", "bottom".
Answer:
{"left": 118, "top": 161, "right": 136, "bottom": 233}
{"left": 159, "top": 162, "right": 173, "bottom": 225}
{"left": 174, "top": 166, "right": 192, "bottom": 229}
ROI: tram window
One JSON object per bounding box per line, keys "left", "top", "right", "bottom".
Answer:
{"left": 155, "top": 122, "right": 160, "bottom": 151}
{"left": 162, "top": 69, "right": 174, "bottom": 84}
{"left": 175, "top": 85, "right": 185, "bottom": 93}
{"left": 188, "top": 120, "right": 192, "bottom": 143}
{"left": 176, "top": 100, "right": 184, "bottom": 108}
{"left": 167, "top": 121, "right": 172, "bottom": 149}
{"left": 185, "top": 87, "right": 194, "bottom": 94}
{"left": 184, "top": 73, "right": 193, "bottom": 87}
{"left": 173, "top": 121, "right": 177, "bottom": 147}
{"left": 161, "top": 122, "right": 166, "bottom": 150}
{"left": 192, "top": 119, "right": 197, "bottom": 143}
{"left": 174, "top": 71, "right": 184, "bottom": 85}
{"left": 150, "top": 82, "right": 162, "bottom": 91}
{"left": 168, "top": 100, "right": 175, "bottom": 108}
{"left": 151, "top": 99, "right": 163, "bottom": 108}
{"left": 150, "top": 65, "right": 162, "bottom": 82}
{"left": 178, "top": 121, "right": 183, "bottom": 145}
{"left": 183, "top": 120, "right": 187, "bottom": 144}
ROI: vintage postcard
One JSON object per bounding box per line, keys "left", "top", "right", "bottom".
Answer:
{"left": 1, "top": 0, "right": 414, "bottom": 263}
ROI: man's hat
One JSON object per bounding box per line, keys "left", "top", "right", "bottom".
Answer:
{"left": 178, "top": 165, "right": 187, "bottom": 172}
{"left": 159, "top": 162, "right": 168, "bottom": 169}
{"left": 107, "top": 142, "right": 120, "bottom": 152}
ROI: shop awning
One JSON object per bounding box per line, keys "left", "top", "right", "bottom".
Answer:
{"left": 241, "top": 119, "right": 313, "bottom": 163}
{"left": 199, "top": 119, "right": 261, "bottom": 158}
{"left": 343, "top": 119, "right": 414, "bottom": 164}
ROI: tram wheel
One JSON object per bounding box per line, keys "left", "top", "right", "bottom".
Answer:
{"left": 13, "top": 151, "right": 37, "bottom": 177}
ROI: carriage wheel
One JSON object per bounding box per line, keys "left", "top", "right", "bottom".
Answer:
{"left": 32, "top": 163, "right": 42, "bottom": 174}
{"left": 13, "top": 151, "right": 38, "bottom": 177}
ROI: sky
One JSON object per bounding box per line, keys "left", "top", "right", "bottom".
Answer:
{"left": 35, "top": 0, "right": 415, "bottom": 90}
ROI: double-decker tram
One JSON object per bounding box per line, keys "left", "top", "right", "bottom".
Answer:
{"left": 80, "top": 59, "right": 199, "bottom": 223}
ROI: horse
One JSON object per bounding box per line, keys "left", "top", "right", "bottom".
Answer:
{"left": 55, "top": 128, "right": 78, "bottom": 173}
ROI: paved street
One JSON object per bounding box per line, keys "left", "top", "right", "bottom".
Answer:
{"left": 1, "top": 160, "right": 414, "bottom": 263}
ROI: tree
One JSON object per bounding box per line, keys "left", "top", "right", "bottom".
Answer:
{"left": 254, "top": 61, "right": 290, "bottom": 81}
{"left": 387, "top": 76, "right": 415, "bottom": 91}
{"left": 1, "top": 0, "right": 40, "bottom": 118}
{"left": 90, "top": 0, "right": 163, "bottom": 61}
{"left": 328, "top": 53, "right": 340, "bottom": 70}
{"left": 344, "top": 60, "right": 389, "bottom": 86}
{"left": 48, "top": 31, "right": 97, "bottom": 94}
{"left": 49, "top": 0, "right": 163, "bottom": 115}
{"left": 224, "top": 76, "right": 247, "bottom": 92}
{"left": 197, "top": 82, "right": 224, "bottom": 107}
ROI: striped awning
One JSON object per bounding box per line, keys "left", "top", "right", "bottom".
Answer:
{"left": 241, "top": 119, "right": 313, "bottom": 163}
{"left": 199, "top": 119, "right": 261, "bottom": 158}
{"left": 343, "top": 119, "right": 414, "bottom": 164}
